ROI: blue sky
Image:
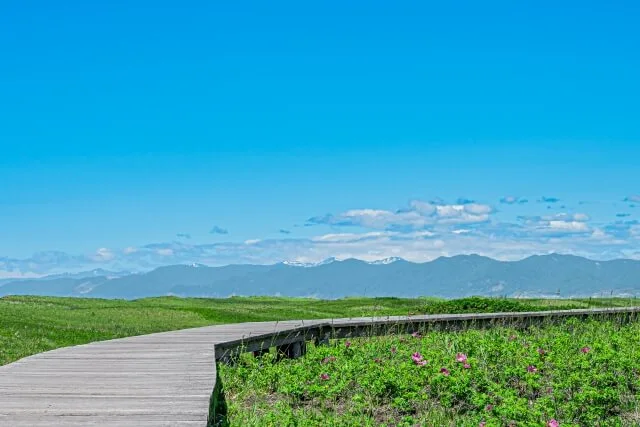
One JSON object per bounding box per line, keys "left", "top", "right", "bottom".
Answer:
{"left": 1, "top": 1, "right": 639, "bottom": 276}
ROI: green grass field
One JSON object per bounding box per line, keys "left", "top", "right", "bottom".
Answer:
{"left": 1, "top": 294, "right": 637, "bottom": 367}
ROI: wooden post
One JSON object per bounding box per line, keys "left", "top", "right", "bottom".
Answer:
{"left": 276, "top": 340, "right": 307, "bottom": 359}
{"left": 314, "top": 332, "right": 330, "bottom": 347}
{"left": 253, "top": 348, "right": 270, "bottom": 358}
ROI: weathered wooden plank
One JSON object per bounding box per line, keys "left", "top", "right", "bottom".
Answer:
{"left": 213, "top": 306, "right": 640, "bottom": 361}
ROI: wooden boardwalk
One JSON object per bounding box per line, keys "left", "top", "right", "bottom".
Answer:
{"left": 1, "top": 307, "right": 639, "bottom": 426}
{"left": 0, "top": 320, "right": 320, "bottom": 426}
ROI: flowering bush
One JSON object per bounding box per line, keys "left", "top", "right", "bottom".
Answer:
{"left": 221, "top": 318, "right": 640, "bottom": 426}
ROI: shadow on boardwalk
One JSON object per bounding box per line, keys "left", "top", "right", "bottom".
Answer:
{"left": 208, "top": 365, "right": 229, "bottom": 427}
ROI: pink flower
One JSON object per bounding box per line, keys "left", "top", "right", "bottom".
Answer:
{"left": 345, "top": 341, "right": 351, "bottom": 348}
{"left": 527, "top": 365, "right": 538, "bottom": 373}
{"left": 485, "top": 404, "right": 494, "bottom": 411}
{"left": 321, "top": 356, "right": 336, "bottom": 364}
{"left": 547, "top": 419, "right": 559, "bottom": 427}
{"left": 537, "top": 348, "right": 546, "bottom": 355}
{"left": 440, "top": 367, "right": 450, "bottom": 376}
{"left": 390, "top": 346, "right": 397, "bottom": 354}
{"left": 479, "top": 422, "right": 486, "bottom": 427}
{"left": 456, "top": 352, "right": 468, "bottom": 363}
{"left": 580, "top": 346, "right": 591, "bottom": 354}
{"left": 411, "top": 352, "right": 427, "bottom": 365}
{"left": 463, "top": 363, "right": 471, "bottom": 369}
{"left": 411, "top": 331, "right": 422, "bottom": 338}
{"left": 320, "top": 373, "right": 330, "bottom": 381}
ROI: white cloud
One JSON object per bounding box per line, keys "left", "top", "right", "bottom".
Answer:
{"left": 308, "top": 200, "right": 493, "bottom": 230}
{"left": 500, "top": 196, "right": 528, "bottom": 204}
{"left": 3, "top": 198, "right": 639, "bottom": 278}
{"left": 546, "top": 221, "right": 589, "bottom": 232}
{"left": 573, "top": 213, "right": 590, "bottom": 222}
{"left": 409, "top": 200, "right": 436, "bottom": 215}
{"left": 516, "top": 213, "right": 592, "bottom": 236}
{"left": 542, "top": 213, "right": 590, "bottom": 222}
{"left": 463, "top": 203, "right": 492, "bottom": 215}
{"left": 93, "top": 248, "right": 115, "bottom": 262}
{"left": 312, "top": 231, "right": 398, "bottom": 243}
{"left": 452, "top": 229, "right": 471, "bottom": 234}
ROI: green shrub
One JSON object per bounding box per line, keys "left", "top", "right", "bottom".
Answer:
{"left": 421, "top": 297, "right": 577, "bottom": 314}
{"left": 221, "top": 318, "right": 640, "bottom": 426}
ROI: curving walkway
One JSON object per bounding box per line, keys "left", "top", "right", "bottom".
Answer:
{"left": 1, "top": 307, "right": 639, "bottom": 426}
{"left": 0, "top": 320, "right": 318, "bottom": 426}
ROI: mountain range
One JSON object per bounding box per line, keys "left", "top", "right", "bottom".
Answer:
{"left": 1, "top": 254, "right": 639, "bottom": 299}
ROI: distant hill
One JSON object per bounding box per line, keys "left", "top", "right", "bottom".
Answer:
{"left": 1, "top": 254, "right": 639, "bottom": 299}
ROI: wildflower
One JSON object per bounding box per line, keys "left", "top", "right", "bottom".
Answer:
{"left": 479, "top": 422, "right": 486, "bottom": 427}
{"left": 440, "top": 367, "right": 450, "bottom": 376}
{"left": 527, "top": 365, "right": 538, "bottom": 373}
{"left": 320, "top": 373, "right": 330, "bottom": 381}
{"left": 374, "top": 358, "right": 382, "bottom": 364}
{"left": 412, "top": 331, "right": 422, "bottom": 338}
{"left": 321, "top": 356, "right": 336, "bottom": 364}
{"left": 456, "top": 353, "right": 467, "bottom": 363}
{"left": 485, "top": 404, "right": 494, "bottom": 411}
{"left": 547, "top": 419, "right": 559, "bottom": 427}
{"left": 508, "top": 334, "right": 517, "bottom": 341}
{"left": 345, "top": 341, "right": 352, "bottom": 348}
{"left": 463, "top": 363, "right": 471, "bottom": 369}
{"left": 390, "top": 346, "right": 397, "bottom": 354}
{"left": 580, "top": 346, "right": 591, "bottom": 354}
{"left": 537, "top": 348, "right": 546, "bottom": 355}
{"left": 411, "top": 352, "right": 427, "bottom": 366}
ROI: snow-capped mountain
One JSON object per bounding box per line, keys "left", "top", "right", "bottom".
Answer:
{"left": 282, "top": 257, "right": 338, "bottom": 267}
{"left": 2, "top": 254, "right": 640, "bottom": 299}
{"left": 367, "top": 257, "right": 405, "bottom": 265}
{"left": 188, "top": 263, "right": 208, "bottom": 268}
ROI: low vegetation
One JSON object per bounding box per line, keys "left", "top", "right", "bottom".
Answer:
{"left": 419, "top": 297, "right": 579, "bottom": 314}
{"left": 1, "top": 295, "right": 636, "bottom": 366}
{"left": 220, "top": 317, "right": 640, "bottom": 426}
